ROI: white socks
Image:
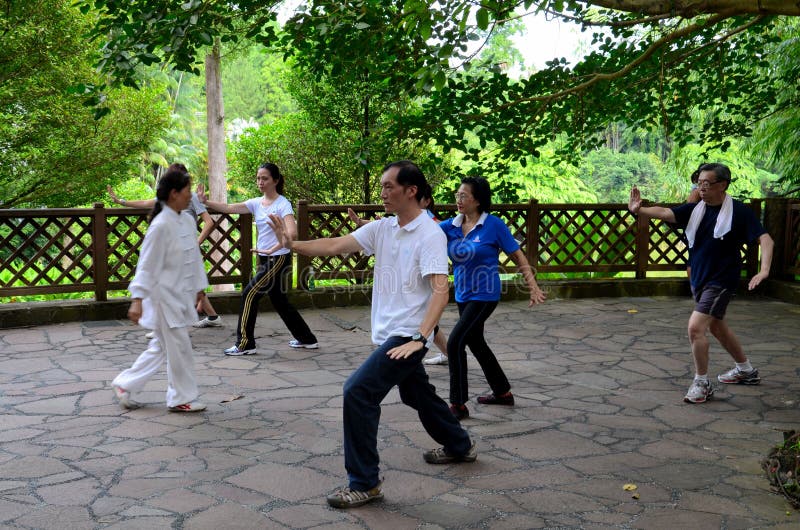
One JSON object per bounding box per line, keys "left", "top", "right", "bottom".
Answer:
{"left": 736, "top": 361, "right": 753, "bottom": 373}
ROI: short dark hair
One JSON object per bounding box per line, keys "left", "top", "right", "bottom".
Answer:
{"left": 461, "top": 176, "right": 492, "bottom": 213}
{"left": 258, "top": 162, "right": 285, "bottom": 195}
{"left": 383, "top": 160, "right": 428, "bottom": 202}
{"left": 690, "top": 164, "right": 703, "bottom": 184}
{"left": 150, "top": 168, "right": 191, "bottom": 221}
{"left": 168, "top": 162, "right": 189, "bottom": 174}
{"left": 697, "top": 163, "right": 731, "bottom": 183}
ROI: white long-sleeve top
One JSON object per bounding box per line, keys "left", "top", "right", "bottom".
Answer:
{"left": 128, "top": 206, "right": 208, "bottom": 329}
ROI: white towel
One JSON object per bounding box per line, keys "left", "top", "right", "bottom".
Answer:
{"left": 685, "top": 193, "right": 733, "bottom": 248}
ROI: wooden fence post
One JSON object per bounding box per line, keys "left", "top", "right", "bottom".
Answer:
{"left": 746, "top": 199, "right": 762, "bottom": 278}
{"left": 92, "top": 202, "right": 109, "bottom": 301}
{"left": 785, "top": 201, "right": 800, "bottom": 277}
{"left": 634, "top": 208, "right": 649, "bottom": 279}
{"left": 762, "top": 198, "right": 790, "bottom": 279}
{"left": 526, "top": 198, "right": 540, "bottom": 272}
{"left": 296, "top": 200, "right": 310, "bottom": 290}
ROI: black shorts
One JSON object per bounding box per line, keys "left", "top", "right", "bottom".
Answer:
{"left": 692, "top": 284, "right": 734, "bottom": 320}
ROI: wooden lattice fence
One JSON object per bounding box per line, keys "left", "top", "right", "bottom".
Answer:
{"left": 0, "top": 198, "right": 791, "bottom": 300}
{"left": 0, "top": 204, "right": 252, "bottom": 300}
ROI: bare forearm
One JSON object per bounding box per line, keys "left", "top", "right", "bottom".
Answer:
{"left": 637, "top": 205, "right": 676, "bottom": 223}
{"left": 203, "top": 200, "right": 235, "bottom": 213}
{"left": 197, "top": 213, "right": 214, "bottom": 243}
{"left": 197, "top": 224, "right": 214, "bottom": 244}
{"left": 510, "top": 250, "right": 538, "bottom": 290}
{"left": 759, "top": 233, "right": 774, "bottom": 274}
{"left": 418, "top": 281, "right": 449, "bottom": 338}
{"left": 118, "top": 198, "right": 155, "bottom": 208}
{"left": 290, "top": 235, "right": 361, "bottom": 256}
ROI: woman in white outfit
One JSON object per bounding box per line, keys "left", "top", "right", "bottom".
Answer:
{"left": 112, "top": 168, "right": 209, "bottom": 412}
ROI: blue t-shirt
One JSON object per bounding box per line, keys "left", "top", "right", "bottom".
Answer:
{"left": 671, "top": 199, "right": 766, "bottom": 291}
{"left": 440, "top": 213, "right": 520, "bottom": 303}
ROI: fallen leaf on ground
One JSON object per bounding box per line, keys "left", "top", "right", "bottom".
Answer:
{"left": 627, "top": 309, "right": 638, "bottom": 314}
{"left": 623, "top": 483, "right": 638, "bottom": 491}
{"left": 220, "top": 395, "right": 244, "bottom": 403}
{"left": 632, "top": 493, "right": 640, "bottom": 499}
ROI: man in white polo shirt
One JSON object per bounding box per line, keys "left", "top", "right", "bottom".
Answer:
{"left": 268, "top": 160, "right": 475, "bottom": 509}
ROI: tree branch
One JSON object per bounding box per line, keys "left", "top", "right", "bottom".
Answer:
{"left": 456, "top": 11, "right": 735, "bottom": 122}
{"left": 585, "top": 0, "right": 800, "bottom": 17}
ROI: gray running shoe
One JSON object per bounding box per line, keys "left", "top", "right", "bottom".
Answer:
{"left": 684, "top": 379, "right": 714, "bottom": 403}
{"left": 717, "top": 367, "right": 761, "bottom": 385}
{"left": 423, "top": 440, "right": 477, "bottom": 464}
{"left": 326, "top": 481, "right": 383, "bottom": 509}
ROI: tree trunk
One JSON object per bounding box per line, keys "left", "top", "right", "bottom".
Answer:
{"left": 205, "top": 41, "right": 230, "bottom": 291}
{"left": 206, "top": 41, "right": 227, "bottom": 203}
{"left": 362, "top": 94, "right": 371, "bottom": 204}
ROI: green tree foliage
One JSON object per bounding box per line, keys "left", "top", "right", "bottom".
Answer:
{"left": 227, "top": 113, "right": 363, "bottom": 204}
{"left": 79, "top": 1, "right": 800, "bottom": 195}
{"left": 661, "top": 143, "right": 780, "bottom": 202}
{"left": 579, "top": 149, "right": 662, "bottom": 203}
{"left": 745, "top": 18, "right": 800, "bottom": 194}
{"left": 222, "top": 46, "right": 297, "bottom": 122}
{"left": 227, "top": 109, "right": 454, "bottom": 205}
{"left": 0, "top": 0, "right": 168, "bottom": 207}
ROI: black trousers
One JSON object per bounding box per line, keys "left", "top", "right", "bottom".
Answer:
{"left": 235, "top": 254, "right": 317, "bottom": 350}
{"left": 447, "top": 300, "right": 509, "bottom": 405}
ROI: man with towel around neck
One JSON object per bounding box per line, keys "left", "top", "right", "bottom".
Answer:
{"left": 628, "top": 163, "right": 773, "bottom": 404}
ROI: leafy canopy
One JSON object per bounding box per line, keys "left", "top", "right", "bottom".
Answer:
{"left": 0, "top": 0, "right": 168, "bottom": 207}
{"left": 80, "top": 1, "right": 800, "bottom": 188}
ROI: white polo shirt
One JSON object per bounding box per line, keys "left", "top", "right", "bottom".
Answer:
{"left": 351, "top": 211, "right": 449, "bottom": 344}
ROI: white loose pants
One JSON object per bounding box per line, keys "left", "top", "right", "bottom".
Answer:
{"left": 113, "top": 308, "right": 198, "bottom": 407}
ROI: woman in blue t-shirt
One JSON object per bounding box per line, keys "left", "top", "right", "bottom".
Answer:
{"left": 199, "top": 163, "right": 318, "bottom": 356}
{"left": 440, "top": 177, "right": 546, "bottom": 420}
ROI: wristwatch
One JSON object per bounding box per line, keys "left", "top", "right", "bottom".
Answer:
{"left": 411, "top": 332, "right": 428, "bottom": 346}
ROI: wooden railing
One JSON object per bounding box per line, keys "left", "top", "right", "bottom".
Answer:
{"left": 787, "top": 201, "right": 800, "bottom": 276}
{"left": 1, "top": 198, "right": 796, "bottom": 300}
{"left": 0, "top": 204, "right": 252, "bottom": 301}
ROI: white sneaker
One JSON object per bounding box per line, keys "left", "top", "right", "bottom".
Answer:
{"left": 193, "top": 316, "right": 223, "bottom": 328}
{"left": 224, "top": 345, "right": 257, "bottom": 356}
{"left": 423, "top": 353, "right": 448, "bottom": 365}
{"left": 288, "top": 339, "right": 319, "bottom": 349}
{"left": 684, "top": 379, "right": 714, "bottom": 404}
{"left": 168, "top": 402, "right": 207, "bottom": 412}
{"left": 145, "top": 331, "right": 155, "bottom": 339}
{"left": 112, "top": 386, "right": 141, "bottom": 410}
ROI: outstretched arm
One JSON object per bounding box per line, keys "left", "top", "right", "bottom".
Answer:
{"left": 748, "top": 233, "right": 774, "bottom": 290}
{"left": 196, "top": 183, "right": 249, "bottom": 214}
{"left": 108, "top": 185, "right": 155, "bottom": 209}
{"left": 268, "top": 213, "right": 363, "bottom": 256}
{"left": 628, "top": 186, "right": 676, "bottom": 223}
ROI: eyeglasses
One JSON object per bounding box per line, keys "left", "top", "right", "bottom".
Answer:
{"left": 454, "top": 193, "right": 473, "bottom": 201}
{"left": 696, "top": 179, "right": 720, "bottom": 189}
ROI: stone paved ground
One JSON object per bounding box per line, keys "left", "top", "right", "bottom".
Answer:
{"left": 1, "top": 296, "right": 799, "bottom": 529}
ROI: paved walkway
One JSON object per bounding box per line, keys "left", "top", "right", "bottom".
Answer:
{"left": 1, "top": 296, "right": 799, "bottom": 529}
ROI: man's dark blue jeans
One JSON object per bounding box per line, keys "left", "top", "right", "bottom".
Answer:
{"left": 342, "top": 335, "right": 472, "bottom": 491}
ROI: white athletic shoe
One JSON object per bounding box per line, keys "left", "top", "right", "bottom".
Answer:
{"left": 423, "top": 353, "right": 448, "bottom": 365}
{"left": 193, "top": 316, "right": 223, "bottom": 328}
{"left": 288, "top": 339, "right": 319, "bottom": 349}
